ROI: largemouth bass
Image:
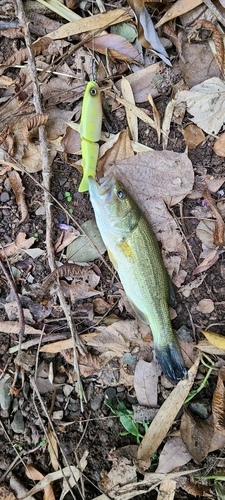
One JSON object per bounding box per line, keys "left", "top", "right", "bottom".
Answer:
{"left": 88, "top": 173, "right": 188, "bottom": 383}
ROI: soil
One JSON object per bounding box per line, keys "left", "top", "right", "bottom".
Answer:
{"left": 0, "top": 2, "right": 225, "bottom": 500}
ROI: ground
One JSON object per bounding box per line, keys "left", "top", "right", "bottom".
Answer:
{"left": 0, "top": 1, "right": 225, "bottom": 500}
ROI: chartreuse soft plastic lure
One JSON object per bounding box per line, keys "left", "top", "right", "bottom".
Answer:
{"left": 78, "top": 81, "right": 102, "bottom": 192}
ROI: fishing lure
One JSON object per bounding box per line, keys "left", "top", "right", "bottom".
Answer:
{"left": 78, "top": 81, "right": 102, "bottom": 192}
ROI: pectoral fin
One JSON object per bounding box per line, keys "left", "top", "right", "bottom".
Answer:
{"left": 127, "top": 297, "right": 148, "bottom": 324}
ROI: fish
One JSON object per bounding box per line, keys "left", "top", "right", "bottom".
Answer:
{"left": 78, "top": 81, "right": 102, "bottom": 193}
{"left": 88, "top": 173, "right": 188, "bottom": 383}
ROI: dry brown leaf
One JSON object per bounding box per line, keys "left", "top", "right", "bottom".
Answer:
{"left": 148, "top": 93, "right": 161, "bottom": 143}
{"left": 8, "top": 170, "right": 28, "bottom": 223}
{"left": 48, "top": 8, "right": 132, "bottom": 39}
{"left": 121, "top": 78, "right": 138, "bottom": 142}
{"left": 180, "top": 409, "right": 214, "bottom": 464}
{"left": 0, "top": 232, "right": 35, "bottom": 260}
{"left": 98, "top": 130, "right": 134, "bottom": 177}
{"left": 156, "top": 437, "right": 192, "bottom": 474}
{"left": 137, "top": 355, "right": 200, "bottom": 460}
{"left": 192, "top": 248, "right": 221, "bottom": 275}
{"left": 183, "top": 124, "right": 205, "bottom": 149}
{"left": 47, "top": 431, "right": 59, "bottom": 471}
{"left": 25, "top": 464, "right": 55, "bottom": 500}
{"left": 54, "top": 228, "right": 80, "bottom": 253}
{"left": 180, "top": 40, "right": 221, "bottom": 88}
{"left": 134, "top": 358, "right": 160, "bottom": 407}
{"left": 85, "top": 33, "right": 141, "bottom": 62}
{"left": 23, "top": 113, "right": 49, "bottom": 143}
{"left": 62, "top": 349, "right": 100, "bottom": 377}
{"left": 93, "top": 298, "right": 111, "bottom": 314}
{"left": 213, "top": 131, "right": 225, "bottom": 157}
{"left": 212, "top": 367, "right": 225, "bottom": 435}
{"left": 197, "top": 338, "right": 225, "bottom": 356}
{"left": 115, "top": 62, "right": 167, "bottom": 103}
{"left": 61, "top": 126, "right": 81, "bottom": 154}
{"left": 210, "top": 426, "right": 225, "bottom": 452}
{"left": 155, "top": 0, "right": 203, "bottom": 28}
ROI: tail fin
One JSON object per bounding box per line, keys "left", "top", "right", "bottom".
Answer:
{"left": 155, "top": 341, "right": 188, "bottom": 384}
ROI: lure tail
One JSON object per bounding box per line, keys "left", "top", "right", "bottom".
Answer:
{"left": 154, "top": 338, "right": 188, "bottom": 383}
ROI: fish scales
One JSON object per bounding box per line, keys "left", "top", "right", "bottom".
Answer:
{"left": 88, "top": 173, "right": 188, "bottom": 383}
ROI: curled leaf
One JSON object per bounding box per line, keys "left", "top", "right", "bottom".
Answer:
{"left": 8, "top": 171, "right": 28, "bottom": 223}
{"left": 23, "top": 114, "right": 49, "bottom": 143}
{"left": 212, "top": 367, "right": 225, "bottom": 435}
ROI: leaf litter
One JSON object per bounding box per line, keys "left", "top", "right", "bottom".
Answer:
{"left": 1, "top": 0, "right": 225, "bottom": 499}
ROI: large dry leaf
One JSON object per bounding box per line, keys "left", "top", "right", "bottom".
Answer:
{"left": 8, "top": 171, "right": 28, "bottom": 223}
{"left": 48, "top": 8, "right": 132, "bottom": 39}
{"left": 134, "top": 358, "right": 160, "bottom": 407}
{"left": 212, "top": 367, "right": 225, "bottom": 435}
{"left": 180, "top": 410, "right": 214, "bottom": 464}
{"left": 137, "top": 355, "right": 200, "bottom": 460}
{"left": 156, "top": 437, "right": 192, "bottom": 474}
{"left": 85, "top": 34, "right": 141, "bottom": 62}
{"left": 104, "top": 150, "right": 193, "bottom": 280}
{"left": 176, "top": 78, "right": 225, "bottom": 135}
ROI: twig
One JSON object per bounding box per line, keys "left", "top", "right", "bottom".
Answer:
{"left": 203, "top": 0, "right": 225, "bottom": 28}
{"left": 31, "top": 377, "right": 83, "bottom": 500}
{"left": 16, "top": 0, "right": 86, "bottom": 409}
{"left": 0, "top": 259, "right": 25, "bottom": 351}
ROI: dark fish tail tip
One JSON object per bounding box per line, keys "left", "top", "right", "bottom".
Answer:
{"left": 155, "top": 342, "right": 188, "bottom": 384}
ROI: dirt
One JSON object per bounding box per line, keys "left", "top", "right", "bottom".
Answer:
{"left": 0, "top": 2, "right": 225, "bottom": 500}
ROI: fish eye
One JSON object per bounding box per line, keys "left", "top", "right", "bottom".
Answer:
{"left": 117, "top": 189, "right": 126, "bottom": 199}
{"left": 90, "top": 87, "right": 97, "bottom": 96}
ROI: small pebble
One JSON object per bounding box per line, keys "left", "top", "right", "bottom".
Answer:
{"left": 90, "top": 393, "right": 103, "bottom": 411}
{"left": 0, "top": 191, "right": 10, "bottom": 202}
{"left": 0, "top": 375, "right": 12, "bottom": 410}
{"left": 11, "top": 410, "right": 25, "bottom": 434}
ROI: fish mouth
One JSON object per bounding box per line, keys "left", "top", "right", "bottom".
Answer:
{"left": 88, "top": 173, "right": 115, "bottom": 201}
